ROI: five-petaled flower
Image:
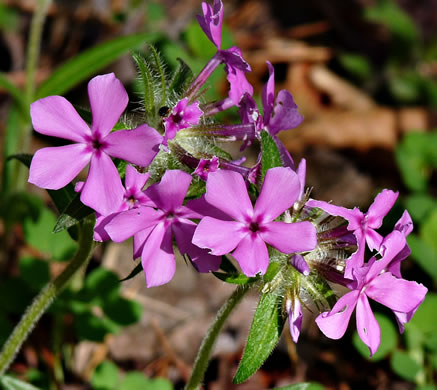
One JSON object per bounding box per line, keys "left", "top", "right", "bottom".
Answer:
{"left": 28, "top": 73, "right": 162, "bottom": 215}
{"left": 192, "top": 167, "right": 317, "bottom": 276}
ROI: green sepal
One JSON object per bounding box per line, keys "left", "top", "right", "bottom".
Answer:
{"left": 169, "top": 58, "right": 193, "bottom": 96}
{"left": 300, "top": 271, "right": 337, "bottom": 311}
{"left": 132, "top": 52, "right": 156, "bottom": 118}
{"left": 233, "top": 289, "right": 286, "bottom": 384}
{"left": 212, "top": 272, "right": 259, "bottom": 285}
{"left": 53, "top": 192, "right": 94, "bottom": 233}
{"left": 120, "top": 260, "right": 143, "bottom": 282}
{"left": 219, "top": 255, "right": 238, "bottom": 273}
{"left": 260, "top": 130, "right": 282, "bottom": 184}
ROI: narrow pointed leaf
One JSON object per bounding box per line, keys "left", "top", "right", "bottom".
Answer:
{"left": 132, "top": 52, "right": 156, "bottom": 117}
{"left": 36, "top": 33, "right": 161, "bottom": 99}
{"left": 169, "top": 58, "right": 193, "bottom": 96}
{"left": 260, "top": 130, "right": 282, "bottom": 183}
{"left": 148, "top": 45, "right": 167, "bottom": 105}
{"left": 233, "top": 290, "right": 286, "bottom": 384}
{"left": 212, "top": 272, "right": 258, "bottom": 285}
{"left": 53, "top": 192, "right": 94, "bottom": 233}
{"left": 0, "top": 375, "right": 42, "bottom": 390}
{"left": 0, "top": 73, "right": 28, "bottom": 115}
{"left": 120, "top": 260, "right": 143, "bottom": 282}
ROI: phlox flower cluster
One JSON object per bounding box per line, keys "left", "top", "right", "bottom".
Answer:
{"left": 28, "top": 0, "right": 427, "bottom": 357}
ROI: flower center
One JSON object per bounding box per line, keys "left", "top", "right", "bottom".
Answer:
{"left": 249, "top": 221, "right": 260, "bottom": 233}
{"left": 172, "top": 112, "right": 183, "bottom": 124}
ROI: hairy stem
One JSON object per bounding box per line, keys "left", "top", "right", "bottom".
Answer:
{"left": 0, "top": 217, "right": 96, "bottom": 375}
{"left": 184, "top": 285, "right": 250, "bottom": 390}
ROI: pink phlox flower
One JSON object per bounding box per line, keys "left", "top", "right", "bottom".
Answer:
{"left": 93, "top": 165, "right": 152, "bottom": 242}
{"left": 286, "top": 295, "right": 303, "bottom": 343}
{"left": 28, "top": 73, "right": 162, "bottom": 215}
{"left": 315, "top": 231, "right": 428, "bottom": 356}
{"left": 307, "top": 189, "right": 399, "bottom": 279}
{"left": 163, "top": 98, "right": 203, "bottom": 145}
{"left": 196, "top": 0, "right": 223, "bottom": 49}
{"left": 104, "top": 170, "right": 221, "bottom": 287}
{"left": 192, "top": 167, "right": 317, "bottom": 277}
{"left": 197, "top": 0, "right": 252, "bottom": 106}
{"left": 193, "top": 156, "right": 219, "bottom": 181}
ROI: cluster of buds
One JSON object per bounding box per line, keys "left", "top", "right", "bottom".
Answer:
{"left": 27, "top": 0, "right": 427, "bottom": 356}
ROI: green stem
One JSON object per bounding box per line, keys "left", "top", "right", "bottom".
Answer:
{"left": 0, "top": 217, "right": 96, "bottom": 375}
{"left": 184, "top": 285, "right": 250, "bottom": 390}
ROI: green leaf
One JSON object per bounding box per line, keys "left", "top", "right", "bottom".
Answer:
{"left": 0, "top": 375, "right": 42, "bottom": 390}
{"left": 263, "top": 261, "right": 281, "bottom": 283}
{"left": 120, "top": 260, "right": 143, "bottom": 282}
{"left": 409, "top": 293, "right": 437, "bottom": 334}
{"left": 103, "top": 294, "right": 143, "bottom": 326}
{"left": 390, "top": 350, "right": 421, "bottom": 381}
{"left": 132, "top": 52, "right": 156, "bottom": 117}
{"left": 421, "top": 209, "right": 437, "bottom": 252}
{"left": 353, "top": 313, "right": 398, "bottom": 360}
{"left": 233, "top": 291, "right": 286, "bottom": 384}
{"left": 338, "top": 53, "right": 372, "bottom": 80}
{"left": 36, "top": 32, "right": 160, "bottom": 99}
{"left": 23, "top": 207, "right": 78, "bottom": 261}
{"left": 53, "top": 192, "right": 94, "bottom": 233}
{"left": 396, "top": 132, "right": 429, "bottom": 192}
{"left": 80, "top": 269, "right": 121, "bottom": 303}
{"left": 407, "top": 235, "right": 437, "bottom": 280}
{"left": 169, "top": 58, "right": 193, "bottom": 96}
{"left": 213, "top": 272, "right": 258, "bottom": 285}
{"left": 405, "top": 194, "right": 436, "bottom": 222}
{"left": 219, "top": 256, "right": 238, "bottom": 273}
{"left": 148, "top": 45, "right": 167, "bottom": 105}
{"left": 0, "top": 73, "right": 27, "bottom": 115}
{"left": 18, "top": 257, "right": 50, "bottom": 291}
{"left": 120, "top": 373, "right": 150, "bottom": 390}
{"left": 75, "top": 310, "right": 120, "bottom": 342}
{"left": 364, "top": 0, "right": 419, "bottom": 42}
{"left": 260, "top": 130, "right": 282, "bottom": 184}
{"left": 91, "top": 361, "right": 120, "bottom": 390}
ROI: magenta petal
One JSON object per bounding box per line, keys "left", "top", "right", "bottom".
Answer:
{"left": 356, "top": 294, "right": 380, "bottom": 356}
{"left": 125, "top": 165, "right": 150, "bottom": 191}
{"left": 192, "top": 217, "right": 246, "bottom": 255}
{"left": 273, "top": 136, "right": 295, "bottom": 170}
{"left": 146, "top": 170, "right": 192, "bottom": 211}
{"left": 367, "top": 189, "right": 398, "bottom": 229}
{"left": 133, "top": 226, "right": 155, "bottom": 259}
{"left": 287, "top": 297, "right": 303, "bottom": 343}
{"left": 104, "top": 124, "right": 162, "bottom": 167}
{"left": 29, "top": 144, "right": 90, "bottom": 189}
{"left": 141, "top": 223, "right": 175, "bottom": 287}
{"left": 94, "top": 212, "right": 118, "bottom": 242}
{"left": 365, "top": 228, "right": 383, "bottom": 252}
{"left": 196, "top": 0, "right": 223, "bottom": 48}
{"left": 232, "top": 233, "right": 269, "bottom": 276}
{"left": 184, "top": 196, "right": 233, "bottom": 221}
{"left": 254, "top": 167, "right": 300, "bottom": 222}
{"left": 366, "top": 272, "right": 428, "bottom": 313}
{"left": 395, "top": 210, "right": 413, "bottom": 236}
{"left": 205, "top": 170, "right": 253, "bottom": 221}
{"left": 306, "top": 200, "right": 363, "bottom": 230}
{"left": 105, "top": 207, "right": 161, "bottom": 242}
{"left": 296, "top": 158, "right": 306, "bottom": 200}
{"left": 88, "top": 73, "right": 128, "bottom": 137}
{"left": 268, "top": 90, "right": 304, "bottom": 135}
{"left": 260, "top": 221, "right": 317, "bottom": 254}
{"left": 290, "top": 254, "right": 310, "bottom": 276}
{"left": 30, "top": 96, "right": 91, "bottom": 142}
{"left": 172, "top": 220, "right": 221, "bottom": 272}
{"left": 80, "top": 153, "right": 124, "bottom": 215}
{"left": 315, "top": 290, "right": 359, "bottom": 340}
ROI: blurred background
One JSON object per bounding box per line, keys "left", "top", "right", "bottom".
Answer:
{"left": 0, "top": 0, "right": 437, "bottom": 389}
